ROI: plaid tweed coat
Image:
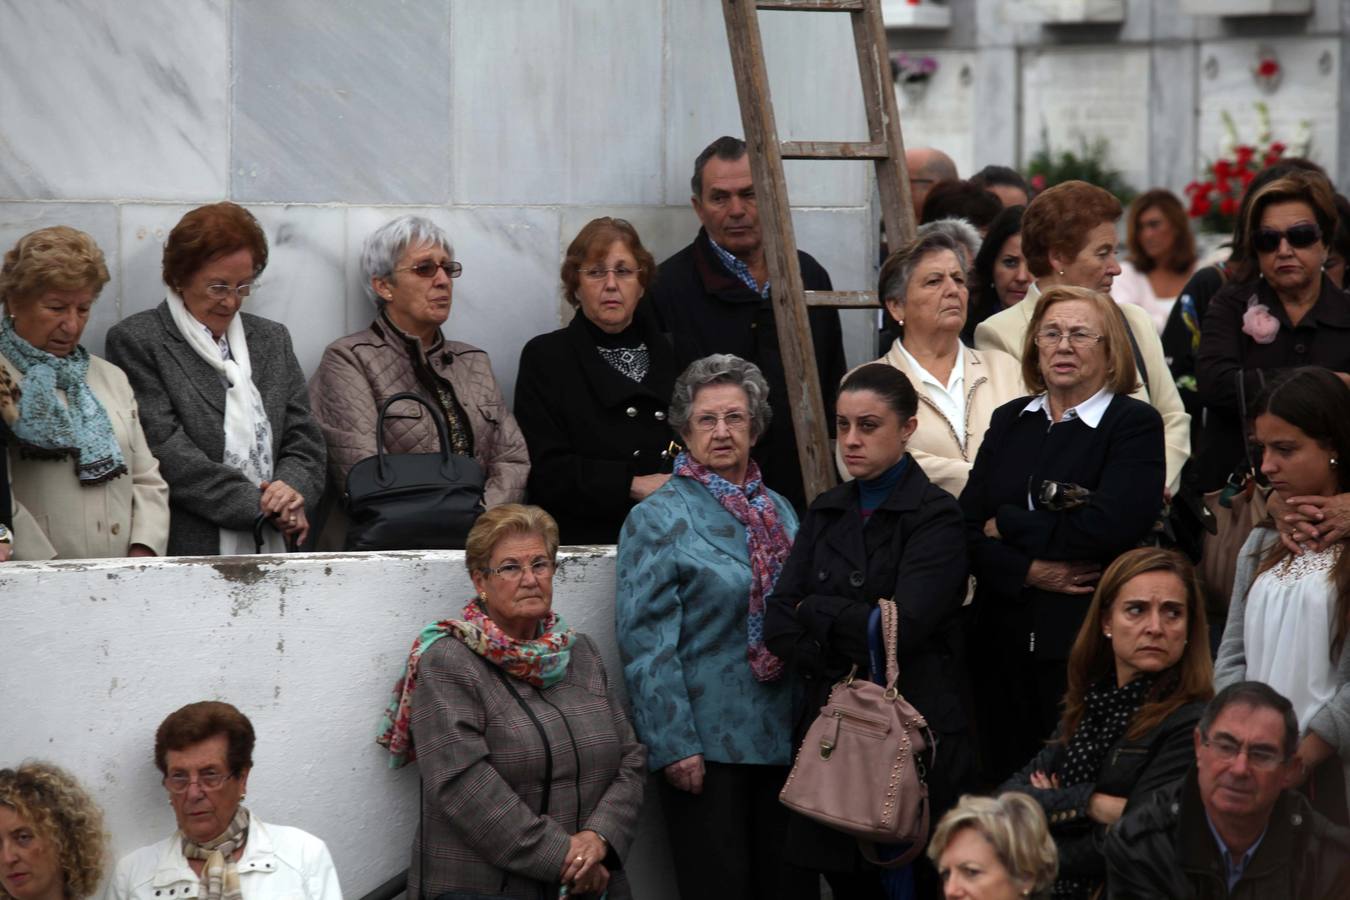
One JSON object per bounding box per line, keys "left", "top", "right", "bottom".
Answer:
{"left": 409, "top": 631, "right": 646, "bottom": 900}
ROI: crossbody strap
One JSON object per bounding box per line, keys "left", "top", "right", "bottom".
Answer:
{"left": 0, "top": 430, "right": 11, "bottom": 530}
{"left": 1121, "top": 310, "right": 1151, "bottom": 397}
{"left": 488, "top": 665, "right": 553, "bottom": 815}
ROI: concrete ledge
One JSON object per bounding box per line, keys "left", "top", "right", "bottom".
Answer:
{"left": 0, "top": 548, "right": 676, "bottom": 899}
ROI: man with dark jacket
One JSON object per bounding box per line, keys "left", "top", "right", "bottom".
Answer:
{"left": 650, "top": 135, "right": 846, "bottom": 511}
{"left": 1105, "top": 682, "right": 1350, "bottom": 899}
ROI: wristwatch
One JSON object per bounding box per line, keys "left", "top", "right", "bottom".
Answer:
{"left": 0, "top": 523, "right": 12, "bottom": 545}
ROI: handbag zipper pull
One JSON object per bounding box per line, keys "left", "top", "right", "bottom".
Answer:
{"left": 820, "top": 711, "right": 842, "bottom": 759}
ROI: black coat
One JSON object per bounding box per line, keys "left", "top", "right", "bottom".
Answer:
{"left": 1105, "top": 768, "right": 1350, "bottom": 900}
{"left": 1000, "top": 699, "right": 1205, "bottom": 888}
{"left": 650, "top": 228, "right": 846, "bottom": 511}
{"left": 960, "top": 393, "right": 1166, "bottom": 662}
{"left": 765, "top": 457, "right": 975, "bottom": 871}
{"left": 514, "top": 306, "right": 677, "bottom": 545}
{"left": 1194, "top": 274, "right": 1350, "bottom": 490}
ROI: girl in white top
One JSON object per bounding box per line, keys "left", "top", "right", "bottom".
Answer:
{"left": 1215, "top": 366, "right": 1350, "bottom": 823}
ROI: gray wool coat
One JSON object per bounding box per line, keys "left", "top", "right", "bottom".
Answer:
{"left": 105, "top": 302, "right": 326, "bottom": 556}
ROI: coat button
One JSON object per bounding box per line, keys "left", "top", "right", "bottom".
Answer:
{"left": 660, "top": 450, "right": 669, "bottom": 459}
{"left": 632, "top": 450, "right": 641, "bottom": 458}
{"left": 817, "top": 570, "right": 829, "bottom": 582}
{"left": 849, "top": 571, "right": 864, "bottom": 588}
{"left": 1294, "top": 343, "right": 1306, "bottom": 354}
{"left": 655, "top": 410, "right": 666, "bottom": 420}
{"left": 626, "top": 406, "right": 637, "bottom": 417}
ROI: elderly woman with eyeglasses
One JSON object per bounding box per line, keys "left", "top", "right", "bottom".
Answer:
{"left": 310, "top": 215, "right": 528, "bottom": 544}
{"left": 616, "top": 354, "right": 814, "bottom": 900}
{"left": 515, "top": 217, "right": 677, "bottom": 545}
{"left": 107, "top": 203, "right": 325, "bottom": 555}
{"left": 960, "top": 286, "right": 1165, "bottom": 787}
{"left": 107, "top": 701, "right": 341, "bottom": 900}
{"left": 378, "top": 504, "right": 646, "bottom": 899}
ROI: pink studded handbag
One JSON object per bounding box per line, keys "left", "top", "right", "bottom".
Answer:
{"left": 779, "top": 598, "right": 935, "bottom": 868}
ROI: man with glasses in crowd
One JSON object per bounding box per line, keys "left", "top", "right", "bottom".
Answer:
{"left": 649, "top": 136, "right": 846, "bottom": 510}
{"left": 1105, "top": 682, "right": 1350, "bottom": 899}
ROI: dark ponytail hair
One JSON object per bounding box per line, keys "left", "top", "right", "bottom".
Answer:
{"left": 838, "top": 363, "right": 918, "bottom": 420}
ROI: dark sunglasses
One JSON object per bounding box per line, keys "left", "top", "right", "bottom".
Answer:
{"left": 1253, "top": 223, "right": 1321, "bottom": 254}
{"left": 397, "top": 260, "right": 463, "bottom": 279}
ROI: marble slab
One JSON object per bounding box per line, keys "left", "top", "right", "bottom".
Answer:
{"left": 791, "top": 207, "right": 880, "bottom": 370}
{"left": 1020, "top": 46, "right": 1152, "bottom": 194}
{"left": 0, "top": 1, "right": 227, "bottom": 201}
{"left": 895, "top": 50, "right": 978, "bottom": 178}
{"left": 971, "top": 47, "right": 1019, "bottom": 172}
{"left": 0, "top": 204, "right": 122, "bottom": 357}
{"left": 664, "top": 0, "right": 869, "bottom": 208}
{"left": 449, "top": 1, "right": 663, "bottom": 205}
{"left": 117, "top": 204, "right": 348, "bottom": 377}
{"left": 343, "top": 207, "right": 562, "bottom": 407}
{"left": 231, "top": 1, "right": 453, "bottom": 204}
{"left": 1150, "top": 45, "right": 1199, "bottom": 195}
{"left": 1197, "top": 37, "right": 1340, "bottom": 179}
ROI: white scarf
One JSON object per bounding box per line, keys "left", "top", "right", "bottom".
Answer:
{"left": 165, "top": 292, "right": 282, "bottom": 554}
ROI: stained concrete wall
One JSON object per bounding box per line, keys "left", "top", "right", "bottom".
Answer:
{"left": 0, "top": 548, "right": 679, "bottom": 900}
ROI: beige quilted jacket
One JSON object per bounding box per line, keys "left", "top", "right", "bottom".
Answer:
{"left": 308, "top": 318, "right": 529, "bottom": 509}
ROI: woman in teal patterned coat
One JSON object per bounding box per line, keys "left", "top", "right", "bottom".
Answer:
{"left": 616, "top": 354, "right": 814, "bottom": 900}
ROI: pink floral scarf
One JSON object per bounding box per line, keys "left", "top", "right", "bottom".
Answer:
{"left": 674, "top": 451, "right": 790, "bottom": 682}
{"left": 375, "top": 599, "right": 575, "bottom": 768}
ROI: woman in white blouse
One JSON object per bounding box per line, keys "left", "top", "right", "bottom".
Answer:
{"left": 1216, "top": 366, "right": 1350, "bottom": 825}
{"left": 1112, "top": 190, "right": 1197, "bottom": 336}
{"left": 843, "top": 230, "right": 1022, "bottom": 498}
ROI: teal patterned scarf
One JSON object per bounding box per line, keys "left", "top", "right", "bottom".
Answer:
{"left": 0, "top": 315, "right": 125, "bottom": 484}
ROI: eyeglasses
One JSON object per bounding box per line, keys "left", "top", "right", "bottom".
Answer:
{"left": 1034, "top": 329, "right": 1104, "bottom": 349}
{"left": 691, "top": 411, "right": 750, "bottom": 431}
{"left": 203, "top": 282, "right": 256, "bottom": 301}
{"left": 1201, "top": 735, "right": 1286, "bottom": 771}
{"left": 397, "top": 260, "right": 463, "bottom": 279}
{"left": 163, "top": 771, "right": 235, "bottom": 794}
{"left": 580, "top": 265, "right": 638, "bottom": 282}
{"left": 482, "top": 558, "right": 555, "bottom": 580}
{"left": 1253, "top": 223, "right": 1321, "bottom": 254}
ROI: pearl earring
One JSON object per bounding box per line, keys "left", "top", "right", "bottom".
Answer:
{"left": 1104, "top": 630, "right": 1112, "bottom": 639}
{"left": 1332, "top": 457, "right": 1339, "bottom": 467}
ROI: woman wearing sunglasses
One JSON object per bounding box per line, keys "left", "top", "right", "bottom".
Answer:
{"left": 1196, "top": 170, "right": 1350, "bottom": 491}
{"left": 514, "top": 217, "right": 677, "bottom": 545}
{"left": 107, "top": 203, "right": 325, "bottom": 555}
{"left": 309, "top": 215, "right": 528, "bottom": 544}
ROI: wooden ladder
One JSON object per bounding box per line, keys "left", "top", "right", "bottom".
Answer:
{"left": 721, "top": 0, "right": 916, "bottom": 503}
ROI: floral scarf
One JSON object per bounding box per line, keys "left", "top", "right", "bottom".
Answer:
{"left": 375, "top": 599, "right": 575, "bottom": 768}
{"left": 674, "top": 451, "right": 789, "bottom": 682}
{"left": 181, "top": 805, "right": 249, "bottom": 900}
{"left": 0, "top": 315, "right": 126, "bottom": 484}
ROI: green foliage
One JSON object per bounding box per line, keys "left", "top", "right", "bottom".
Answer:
{"left": 1024, "top": 129, "right": 1136, "bottom": 206}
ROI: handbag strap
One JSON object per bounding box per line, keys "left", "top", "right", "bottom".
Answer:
{"left": 488, "top": 664, "right": 553, "bottom": 816}
{"left": 376, "top": 391, "right": 453, "bottom": 468}
{"left": 0, "top": 426, "right": 12, "bottom": 531}
{"left": 879, "top": 597, "right": 900, "bottom": 687}
{"left": 858, "top": 802, "right": 931, "bottom": 869}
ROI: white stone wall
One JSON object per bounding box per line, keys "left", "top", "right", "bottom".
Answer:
{"left": 0, "top": 0, "right": 881, "bottom": 379}
{"left": 0, "top": 548, "right": 679, "bottom": 900}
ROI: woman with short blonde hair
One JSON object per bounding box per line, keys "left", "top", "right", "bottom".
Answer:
{"left": 929, "top": 793, "right": 1057, "bottom": 900}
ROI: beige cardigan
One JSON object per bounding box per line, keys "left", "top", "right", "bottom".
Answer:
{"left": 972, "top": 282, "right": 1190, "bottom": 496}
{"left": 837, "top": 342, "right": 1024, "bottom": 498}
{"left": 2, "top": 352, "right": 169, "bottom": 560}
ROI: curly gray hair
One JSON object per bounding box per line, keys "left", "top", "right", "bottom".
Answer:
{"left": 669, "top": 354, "right": 772, "bottom": 441}
{"left": 360, "top": 215, "right": 455, "bottom": 305}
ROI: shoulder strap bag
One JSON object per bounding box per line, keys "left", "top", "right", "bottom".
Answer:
{"left": 779, "top": 597, "right": 936, "bottom": 868}
{"left": 344, "top": 392, "right": 486, "bottom": 551}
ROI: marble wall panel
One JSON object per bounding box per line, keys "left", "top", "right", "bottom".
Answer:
{"left": 664, "top": 0, "right": 869, "bottom": 208}
{"left": 1341, "top": 36, "right": 1350, "bottom": 190}
{"left": 1020, "top": 46, "right": 1152, "bottom": 193}
{"left": 791, "top": 207, "right": 880, "bottom": 370}
{"left": 1149, "top": 44, "right": 1199, "bottom": 192}
{"left": 1152, "top": 0, "right": 1199, "bottom": 40}
{"left": 895, "top": 50, "right": 978, "bottom": 176}
{"left": 231, "top": 1, "right": 452, "bottom": 204}
{"left": 1197, "top": 38, "right": 1340, "bottom": 178}
{"left": 449, "top": 1, "right": 663, "bottom": 205}
{"left": 116, "top": 204, "right": 348, "bottom": 377}
{"left": 971, "top": 46, "right": 1020, "bottom": 171}
{"left": 0, "top": 204, "right": 122, "bottom": 356}
{"left": 0, "top": 1, "right": 227, "bottom": 201}
{"left": 343, "top": 206, "right": 562, "bottom": 407}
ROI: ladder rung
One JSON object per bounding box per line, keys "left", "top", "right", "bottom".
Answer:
{"left": 805, "top": 290, "right": 881, "bottom": 309}
{"left": 755, "top": 0, "right": 865, "bottom": 9}
{"left": 781, "top": 140, "right": 889, "bottom": 160}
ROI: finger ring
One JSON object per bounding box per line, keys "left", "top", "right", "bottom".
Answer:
{"left": 575, "top": 856, "right": 585, "bottom": 864}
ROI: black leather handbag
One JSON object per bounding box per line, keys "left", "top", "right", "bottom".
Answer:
{"left": 344, "top": 392, "right": 485, "bottom": 551}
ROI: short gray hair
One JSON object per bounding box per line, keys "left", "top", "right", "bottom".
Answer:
{"left": 360, "top": 215, "right": 455, "bottom": 305}
{"left": 878, "top": 229, "right": 970, "bottom": 307}
{"left": 669, "top": 354, "right": 772, "bottom": 441}
{"left": 919, "top": 217, "right": 982, "bottom": 268}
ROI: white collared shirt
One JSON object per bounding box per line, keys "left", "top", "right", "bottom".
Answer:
{"left": 895, "top": 341, "right": 967, "bottom": 449}
{"left": 1020, "top": 385, "right": 1114, "bottom": 428}
{"left": 199, "top": 320, "right": 232, "bottom": 361}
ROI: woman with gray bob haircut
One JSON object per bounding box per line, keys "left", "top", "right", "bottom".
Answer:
{"left": 929, "top": 793, "right": 1058, "bottom": 899}
{"left": 848, "top": 229, "right": 1022, "bottom": 497}
{"left": 616, "top": 354, "right": 813, "bottom": 898}
{"left": 309, "top": 215, "right": 528, "bottom": 545}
